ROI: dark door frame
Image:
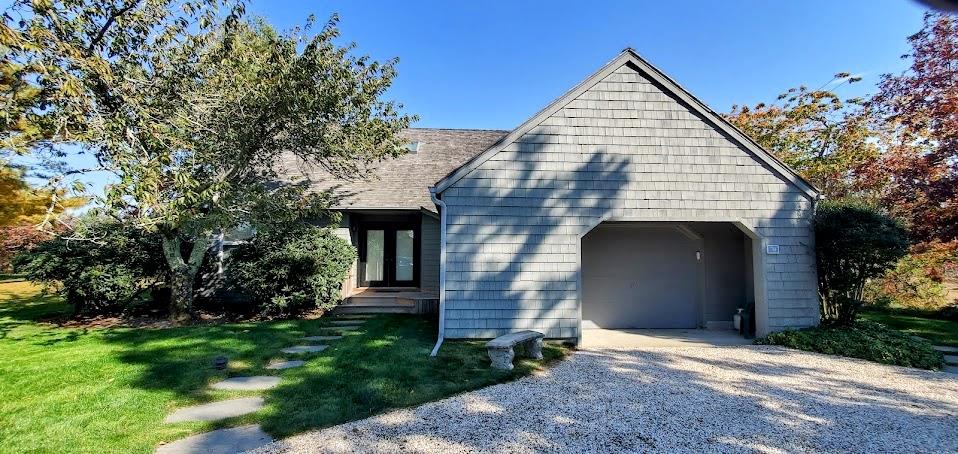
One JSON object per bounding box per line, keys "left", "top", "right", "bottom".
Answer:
{"left": 357, "top": 218, "right": 421, "bottom": 288}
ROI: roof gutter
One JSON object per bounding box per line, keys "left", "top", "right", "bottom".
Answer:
{"left": 428, "top": 187, "right": 447, "bottom": 357}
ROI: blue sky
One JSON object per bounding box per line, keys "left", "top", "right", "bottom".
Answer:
{"left": 250, "top": 0, "right": 931, "bottom": 130}
{"left": 13, "top": 0, "right": 934, "bottom": 196}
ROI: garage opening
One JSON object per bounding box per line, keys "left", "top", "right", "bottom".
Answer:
{"left": 581, "top": 222, "right": 755, "bottom": 331}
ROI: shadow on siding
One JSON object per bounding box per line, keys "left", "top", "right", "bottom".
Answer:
{"left": 444, "top": 149, "right": 631, "bottom": 337}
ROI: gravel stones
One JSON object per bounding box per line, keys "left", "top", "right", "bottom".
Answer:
{"left": 250, "top": 346, "right": 958, "bottom": 453}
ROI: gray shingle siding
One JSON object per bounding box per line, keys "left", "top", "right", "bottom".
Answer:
{"left": 420, "top": 214, "right": 440, "bottom": 291}
{"left": 332, "top": 214, "right": 357, "bottom": 297}
{"left": 440, "top": 63, "right": 819, "bottom": 339}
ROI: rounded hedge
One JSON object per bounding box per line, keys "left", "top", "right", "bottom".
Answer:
{"left": 225, "top": 226, "right": 355, "bottom": 315}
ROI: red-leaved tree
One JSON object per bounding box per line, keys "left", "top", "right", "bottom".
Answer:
{"left": 0, "top": 224, "right": 57, "bottom": 271}
{"left": 869, "top": 12, "right": 958, "bottom": 244}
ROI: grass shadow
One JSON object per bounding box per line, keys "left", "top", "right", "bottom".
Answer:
{"left": 255, "top": 315, "right": 567, "bottom": 437}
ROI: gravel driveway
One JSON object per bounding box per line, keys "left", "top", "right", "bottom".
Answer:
{"left": 251, "top": 346, "right": 958, "bottom": 453}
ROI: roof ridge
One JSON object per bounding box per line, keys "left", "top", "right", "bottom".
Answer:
{"left": 406, "top": 127, "right": 510, "bottom": 133}
{"left": 432, "top": 49, "right": 820, "bottom": 199}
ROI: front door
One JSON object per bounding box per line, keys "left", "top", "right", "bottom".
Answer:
{"left": 359, "top": 222, "right": 419, "bottom": 287}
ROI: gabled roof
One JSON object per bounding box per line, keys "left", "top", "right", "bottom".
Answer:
{"left": 278, "top": 128, "right": 507, "bottom": 210}
{"left": 432, "top": 48, "right": 821, "bottom": 199}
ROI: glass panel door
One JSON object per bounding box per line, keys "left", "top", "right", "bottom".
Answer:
{"left": 359, "top": 221, "right": 419, "bottom": 288}
{"left": 365, "top": 229, "right": 385, "bottom": 283}
{"left": 395, "top": 229, "right": 415, "bottom": 282}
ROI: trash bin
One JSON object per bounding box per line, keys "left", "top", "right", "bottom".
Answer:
{"left": 740, "top": 302, "right": 756, "bottom": 339}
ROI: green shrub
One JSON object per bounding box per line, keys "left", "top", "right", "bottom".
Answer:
{"left": 756, "top": 320, "right": 945, "bottom": 370}
{"left": 226, "top": 226, "right": 355, "bottom": 315}
{"left": 12, "top": 217, "right": 167, "bottom": 315}
{"left": 815, "top": 199, "right": 909, "bottom": 325}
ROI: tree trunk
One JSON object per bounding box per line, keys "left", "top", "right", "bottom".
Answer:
{"left": 168, "top": 264, "right": 193, "bottom": 322}
{"left": 161, "top": 233, "right": 211, "bottom": 323}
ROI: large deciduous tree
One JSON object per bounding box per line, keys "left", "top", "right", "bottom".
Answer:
{"left": 725, "top": 78, "right": 880, "bottom": 199}
{"left": 868, "top": 12, "right": 958, "bottom": 244}
{"left": 1, "top": 1, "right": 413, "bottom": 321}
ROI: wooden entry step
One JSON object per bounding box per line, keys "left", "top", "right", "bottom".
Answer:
{"left": 336, "top": 288, "right": 439, "bottom": 315}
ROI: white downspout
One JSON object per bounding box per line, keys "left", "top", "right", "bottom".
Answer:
{"left": 429, "top": 187, "right": 447, "bottom": 357}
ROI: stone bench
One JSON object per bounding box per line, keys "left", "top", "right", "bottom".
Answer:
{"left": 486, "top": 330, "right": 544, "bottom": 370}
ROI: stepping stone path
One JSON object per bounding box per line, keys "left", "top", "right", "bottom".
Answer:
{"left": 303, "top": 335, "right": 343, "bottom": 341}
{"left": 266, "top": 360, "right": 305, "bottom": 370}
{"left": 156, "top": 424, "right": 273, "bottom": 454}
{"left": 211, "top": 376, "right": 281, "bottom": 391}
{"left": 161, "top": 316, "right": 359, "bottom": 451}
{"left": 281, "top": 345, "right": 328, "bottom": 354}
{"left": 164, "top": 397, "right": 265, "bottom": 423}
{"left": 321, "top": 325, "right": 360, "bottom": 332}
{"left": 931, "top": 346, "right": 958, "bottom": 374}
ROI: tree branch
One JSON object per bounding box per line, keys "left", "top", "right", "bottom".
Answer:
{"left": 86, "top": 1, "right": 141, "bottom": 55}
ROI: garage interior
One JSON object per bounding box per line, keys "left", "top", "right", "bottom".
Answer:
{"left": 581, "top": 222, "right": 755, "bottom": 332}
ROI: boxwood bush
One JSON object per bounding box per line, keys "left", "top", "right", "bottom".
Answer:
{"left": 756, "top": 320, "right": 945, "bottom": 370}
{"left": 226, "top": 226, "right": 355, "bottom": 315}
{"left": 12, "top": 217, "right": 167, "bottom": 315}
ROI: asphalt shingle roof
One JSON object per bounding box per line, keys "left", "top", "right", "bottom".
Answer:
{"left": 278, "top": 128, "right": 508, "bottom": 210}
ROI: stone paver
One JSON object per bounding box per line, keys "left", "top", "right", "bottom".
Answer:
{"left": 157, "top": 424, "right": 273, "bottom": 454}
{"left": 336, "top": 315, "right": 374, "bottom": 319}
{"left": 266, "top": 360, "right": 305, "bottom": 370}
{"left": 946, "top": 365, "right": 958, "bottom": 375}
{"left": 281, "top": 345, "right": 328, "bottom": 354}
{"left": 210, "top": 376, "right": 281, "bottom": 391}
{"left": 321, "top": 326, "right": 359, "bottom": 332}
{"left": 934, "top": 345, "right": 958, "bottom": 353}
{"left": 302, "top": 335, "right": 342, "bottom": 341}
{"left": 329, "top": 320, "right": 365, "bottom": 326}
{"left": 164, "top": 397, "right": 265, "bottom": 423}
{"left": 945, "top": 354, "right": 958, "bottom": 366}
{"left": 250, "top": 346, "right": 958, "bottom": 454}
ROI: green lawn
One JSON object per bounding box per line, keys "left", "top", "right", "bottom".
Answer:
{"left": 0, "top": 277, "right": 568, "bottom": 453}
{"left": 861, "top": 307, "right": 958, "bottom": 347}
